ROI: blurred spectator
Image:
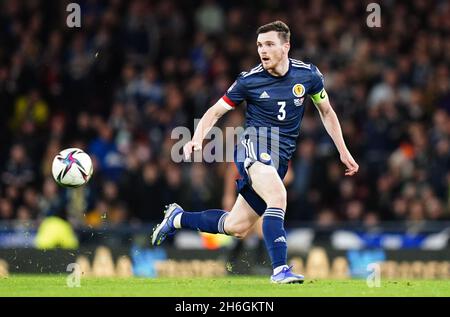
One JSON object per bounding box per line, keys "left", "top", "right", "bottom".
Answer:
{"left": 72, "top": 112, "right": 96, "bottom": 145}
{"left": 134, "top": 161, "right": 164, "bottom": 222}
{"left": 195, "top": 0, "right": 225, "bottom": 35}
{"left": 86, "top": 199, "right": 108, "bottom": 228}
{"left": 22, "top": 187, "right": 39, "bottom": 218}
{"left": 41, "top": 139, "right": 62, "bottom": 179}
{"left": 123, "top": 0, "right": 159, "bottom": 65}
{"left": 363, "top": 212, "right": 380, "bottom": 228}
{"left": 88, "top": 121, "right": 126, "bottom": 182}
{"left": 65, "top": 185, "right": 95, "bottom": 227}
{"left": 2, "top": 144, "right": 35, "bottom": 188}
{"left": 408, "top": 200, "right": 426, "bottom": 223}
{"left": 136, "top": 65, "right": 164, "bottom": 108}
{"left": 367, "top": 69, "right": 398, "bottom": 108}
{"left": 289, "top": 138, "right": 317, "bottom": 221}
{"left": 161, "top": 163, "right": 185, "bottom": 206}
{"left": 16, "top": 205, "right": 32, "bottom": 222}
{"left": 9, "top": 89, "right": 48, "bottom": 132}
{"left": 38, "top": 178, "right": 62, "bottom": 218}
{"left": 316, "top": 208, "right": 337, "bottom": 228}
{"left": 0, "top": 199, "right": 14, "bottom": 220}
{"left": 186, "top": 163, "right": 217, "bottom": 211}
{"left": 35, "top": 214, "right": 79, "bottom": 250}
{"left": 344, "top": 200, "right": 364, "bottom": 224}
{"left": 109, "top": 202, "right": 129, "bottom": 227}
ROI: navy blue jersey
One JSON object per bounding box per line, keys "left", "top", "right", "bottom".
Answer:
{"left": 223, "top": 58, "right": 326, "bottom": 163}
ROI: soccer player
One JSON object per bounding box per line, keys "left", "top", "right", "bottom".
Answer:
{"left": 152, "top": 21, "right": 359, "bottom": 283}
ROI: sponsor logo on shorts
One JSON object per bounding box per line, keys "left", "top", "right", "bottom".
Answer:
{"left": 260, "top": 152, "right": 271, "bottom": 162}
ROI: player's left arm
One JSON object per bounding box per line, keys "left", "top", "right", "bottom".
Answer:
{"left": 311, "top": 89, "right": 359, "bottom": 176}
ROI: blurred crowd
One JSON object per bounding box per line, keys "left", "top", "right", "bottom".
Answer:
{"left": 0, "top": 0, "right": 449, "bottom": 230}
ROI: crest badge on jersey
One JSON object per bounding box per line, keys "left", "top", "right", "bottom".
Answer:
{"left": 292, "top": 84, "right": 305, "bottom": 97}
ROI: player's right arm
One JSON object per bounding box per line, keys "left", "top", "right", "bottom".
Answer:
{"left": 184, "top": 75, "right": 247, "bottom": 160}
{"left": 183, "top": 98, "right": 231, "bottom": 160}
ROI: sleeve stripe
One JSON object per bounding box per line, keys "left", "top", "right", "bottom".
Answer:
{"left": 222, "top": 95, "right": 236, "bottom": 108}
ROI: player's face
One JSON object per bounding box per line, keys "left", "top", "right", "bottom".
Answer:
{"left": 257, "top": 31, "right": 290, "bottom": 70}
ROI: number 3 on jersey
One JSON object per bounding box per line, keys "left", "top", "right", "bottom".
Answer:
{"left": 277, "top": 101, "right": 286, "bottom": 120}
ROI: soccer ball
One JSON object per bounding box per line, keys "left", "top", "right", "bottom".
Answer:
{"left": 52, "top": 148, "right": 93, "bottom": 188}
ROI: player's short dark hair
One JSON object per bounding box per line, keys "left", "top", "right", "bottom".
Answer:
{"left": 256, "top": 21, "right": 290, "bottom": 43}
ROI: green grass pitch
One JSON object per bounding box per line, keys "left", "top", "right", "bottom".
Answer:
{"left": 1, "top": 275, "right": 449, "bottom": 297}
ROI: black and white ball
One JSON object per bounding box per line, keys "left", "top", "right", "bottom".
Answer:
{"left": 52, "top": 148, "right": 93, "bottom": 188}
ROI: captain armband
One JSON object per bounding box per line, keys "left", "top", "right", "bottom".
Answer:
{"left": 309, "top": 88, "right": 329, "bottom": 105}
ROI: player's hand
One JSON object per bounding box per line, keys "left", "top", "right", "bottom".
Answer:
{"left": 340, "top": 151, "right": 359, "bottom": 176}
{"left": 183, "top": 141, "right": 202, "bottom": 160}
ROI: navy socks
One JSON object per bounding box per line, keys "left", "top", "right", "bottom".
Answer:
{"left": 262, "top": 207, "right": 287, "bottom": 269}
{"left": 180, "top": 209, "right": 228, "bottom": 234}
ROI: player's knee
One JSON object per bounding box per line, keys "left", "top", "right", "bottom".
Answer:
{"left": 224, "top": 219, "right": 250, "bottom": 239}
{"left": 226, "top": 225, "right": 249, "bottom": 239}
{"left": 266, "top": 187, "right": 287, "bottom": 210}
{"left": 231, "top": 230, "right": 249, "bottom": 239}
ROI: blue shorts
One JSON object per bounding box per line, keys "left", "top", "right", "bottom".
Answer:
{"left": 234, "top": 135, "right": 288, "bottom": 216}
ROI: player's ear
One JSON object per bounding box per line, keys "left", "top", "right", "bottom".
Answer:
{"left": 283, "top": 41, "right": 290, "bottom": 54}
